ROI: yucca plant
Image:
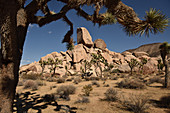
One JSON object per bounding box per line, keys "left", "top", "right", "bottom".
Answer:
{"left": 123, "top": 8, "right": 169, "bottom": 37}
{"left": 159, "top": 42, "right": 170, "bottom": 88}
{"left": 127, "top": 59, "right": 139, "bottom": 75}
{"left": 47, "top": 58, "right": 63, "bottom": 77}
{"left": 138, "top": 58, "right": 147, "bottom": 74}
{"left": 157, "top": 59, "right": 164, "bottom": 74}
{"left": 39, "top": 59, "right": 47, "bottom": 76}
{"left": 80, "top": 59, "right": 92, "bottom": 76}
{"left": 90, "top": 53, "right": 108, "bottom": 77}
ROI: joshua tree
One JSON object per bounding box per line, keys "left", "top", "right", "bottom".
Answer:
{"left": 159, "top": 42, "right": 170, "bottom": 88}
{"left": 0, "top": 0, "right": 169, "bottom": 112}
{"left": 127, "top": 59, "right": 139, "bottom": 75}
{"left": 138, "top": 58, "right": 147, "bottom": 74}
{"left": 80, "top": 59, "right": 92, "bottom": 75}
{"left": 47, "top": 58, "right": 63, "bottom": 77}
{"left": 157, "top": 59, "right": 164, "bottom": 74}
{"left": 90, "top": 53, "right": 108, "bottom": 77}
{"left": 39, "top": 59, "right": 47, "bottom": 76}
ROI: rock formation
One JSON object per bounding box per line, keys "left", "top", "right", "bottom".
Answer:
{"left": 94, "top": 39, "right": 106, "bottom": 50}
{"left": 20, "top": 27, "right": 163, "bottom": 77}
{"left": 77, "top": 27, "right": 93, "bottom": 48}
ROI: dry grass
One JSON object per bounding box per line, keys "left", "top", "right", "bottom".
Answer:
{"left": 121, "top": 93, "right": 150, "bottom": 113}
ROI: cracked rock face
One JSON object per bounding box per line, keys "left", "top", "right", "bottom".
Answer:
{"left": 77, "top": 27, "right": 93, "bottom": 48}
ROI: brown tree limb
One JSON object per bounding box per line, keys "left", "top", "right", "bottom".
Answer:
{"left": 62, "top": 16, "right": 73, "bottom": 43}
{"left": 30, "top": 5, "right": 72, "bottom": 27}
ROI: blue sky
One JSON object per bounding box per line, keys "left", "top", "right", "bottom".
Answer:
{"left": 21, "top": 0, "right": 170, "bottom": 65}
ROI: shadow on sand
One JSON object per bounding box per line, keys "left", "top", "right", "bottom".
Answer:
{"left": 13, "top": 91, "right": 77, "bottom": 113}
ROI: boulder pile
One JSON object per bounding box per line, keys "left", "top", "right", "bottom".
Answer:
{"left": 20, "top": 27, "right": 162, "bottom": 76}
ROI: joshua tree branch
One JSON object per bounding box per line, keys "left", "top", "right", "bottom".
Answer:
{"left": 62, "top": 16, "right": 73, "bottom": 43}
{"left": 30, "top": 5, "right": 72, "bottom": 27}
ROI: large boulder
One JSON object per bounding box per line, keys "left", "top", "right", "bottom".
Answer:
{"left": 101, "top": 52, "right": 113, "bottom": 64}
{"left": 77, "top": 27, "right": 93, "bottom": 48}
{"left": 94, "top": 39, "right": 106, "bottom": 50}
{"left": 72, "top": 44, "right": 87, "bottom": 63}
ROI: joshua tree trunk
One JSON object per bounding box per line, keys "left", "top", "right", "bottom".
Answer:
{"left": 163, "top": 57, "right": 169, "bottom": 88}
{"left": 0, "top": 1, "right": 28, "bottom": 112}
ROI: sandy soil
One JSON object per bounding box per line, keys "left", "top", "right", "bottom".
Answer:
{"left": 14, "top": 74, "right": 170, "bottom": 113}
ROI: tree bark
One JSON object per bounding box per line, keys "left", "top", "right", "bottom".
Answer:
{"left": 0, "top": 1, "right": 28, "bottom": 112}
{"left": 164, "top": 58, "right": 169, "bottom": 88}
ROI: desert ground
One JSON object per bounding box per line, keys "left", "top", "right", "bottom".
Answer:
{"left": 14, "top": 72, "right": 170, "bottom": 113}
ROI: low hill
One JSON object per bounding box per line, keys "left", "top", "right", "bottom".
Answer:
{"left": 125, "top": 43, "right": 162, "bottom": 57}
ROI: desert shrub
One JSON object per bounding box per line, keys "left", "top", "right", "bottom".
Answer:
{"left": 82, "top": 84, "right": 93, "bottom": 96}
{"left": 103, "top": 84, "right": 110, "bottom": 87}
{"left": 73, "top": 77, "right": 82, "bottom": 84}
{"left": 84, "top": 77, "right": 90, "bottom": 81}
{"left": 90, "top": 76, "right": 100, "bottom": 81}
{"left": 46, "top": 77, "right": 58, "bottom": 82}
{"left": 121, "top": 94, "right": 149, "bottom": 113}
{"left": 112, "top": 69, "right": 121, "bottom": 73}
{"left": 148, "top": 76, "right": 164, "bottom": 84}
{"left": 91, "top": 81, "right": 100, "bottom": 87}
{"left": 56, "top": 85, "right": 76, "bottom": 100}
{"left": 66, "top": 78, "right": 72, "bottom": 81}
{"left": 104, "top": 88, "right": 118, "bottom": 101}
{"left": 110, "top": 76, "right": 119, "bottom": 80}
{"left": 22, "top": 73, "right": 41, "bottom": 80}
{"left": 57, "top": 77, "right": 65, "bottom": 83}
{"left": 74, "top": 96, "right": 90, "bottom": 104}
{"left": 36, "top": 80, "right": 46, "bottom": 86}
{"left": 24, "top": 80, "right": 38, "bottom": 91}
{"left": 117, "top": 79, "right": 146, "bottom": 89}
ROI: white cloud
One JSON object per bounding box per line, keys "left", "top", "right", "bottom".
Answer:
{"left": 48, "top": 31, "right": 52, "bottom": 34}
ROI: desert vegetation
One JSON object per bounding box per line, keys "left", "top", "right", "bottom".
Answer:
{"left": 15, "top": 66, "right": 170, "bottom": 113}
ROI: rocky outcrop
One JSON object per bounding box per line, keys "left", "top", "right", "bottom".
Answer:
{"left": 77, "top": 27, "right": 93, "bottom": 48}
{"left": 94, "top": 39, "right": 106, "bottom": 50}
{"left": 20, "top": 27, "right": 161, "bottom": 76}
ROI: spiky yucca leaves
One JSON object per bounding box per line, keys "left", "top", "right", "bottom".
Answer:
{"left": 157, "top": 59, "right": 164, "bottom": 74}
{"left": 159, "top": 42, "right": 170, "bottom": 88}
{"left": 47, "top": 58, "right": 63, "bottom": 77}
{"left": 91, "top": 53, "right": 108, "bottom": 77}
{"left": 127, "top": 59, "right": 139, "bottom": 75}
{"left": 39, "top": 59, "right": 47, "bottom": 76}
{"left": 101, "top": 12, "right": 117, "bottom": 25}
{"left": 124, "top": 8, "right": 169, "bottom": 36}
{"left": 138, "top": 58, "right": 147, "bottom": 74}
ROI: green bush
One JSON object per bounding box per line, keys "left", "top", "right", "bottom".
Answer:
{"left": 82, "top": 84, "right": 93, "bottom": 96}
